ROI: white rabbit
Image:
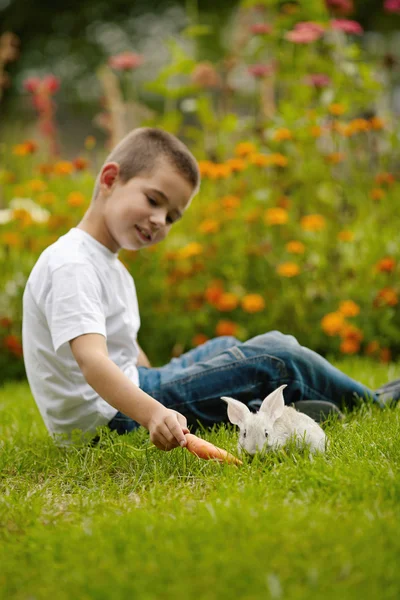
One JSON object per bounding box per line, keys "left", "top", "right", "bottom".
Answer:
{"left": 221, "top": 384, "right": 327, "bottom": 456}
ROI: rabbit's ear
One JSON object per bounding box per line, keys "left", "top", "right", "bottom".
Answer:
{"left": 259, "top": 384, "right": 287, "bottom": 424}
{"left": 221, "top": 397, "right": 250, "bottom": 427}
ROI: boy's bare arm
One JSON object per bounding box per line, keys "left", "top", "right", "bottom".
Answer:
{"left": 69, "top": 333, "right": 188, "bottom": 450}
{"left": 136, "top": 343, "right": 151, "bottom": 368}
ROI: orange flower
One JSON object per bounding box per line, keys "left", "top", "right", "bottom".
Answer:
{"left": 310, "top": 125, "right": 323, "bottom": 138}
{"left": 375, "top": 257, "right": 396, "bottom": 273}
{"left": 375, "top": 172, "right": 395, "bottom": 186}
{"left": 225, "top": 159, "right": 246, "bottom": 172}
{"left": 272, "top": 128, "right": 293, "bottom": 141}
{"left": 380, "top": 348, "right": 392, "bottom": 363}
{"left": 205, "top": 282, "right": 224, "bottom": 306}
{"left": 53, "top": 161, "right": 74, "bottom": 175}
{"left": 208, "top": 164, "right": 231, "bottom": 179}
{"left": 340, "top": 338, "right": 360, "bottom": 354}
{"left": 4, "top": 334, "right": 23, "bottom": 357}
{"left": 370, "top": 188, "right": 385, "bottom": 201}
{"left": 325, "top": 152, "right": 345, "bottom": 164}
{"left": 300, "top": 214, "right": 326, "bottom": 231}
{"left": 198, "top": 161, "right": 214, "bottom": 177}
{"left": 338, "top": 300, "right": 360, "bottom": 317}
{"left": 235, "top": 142, "right": 256, "bottom": 157}
{"left": 270, "top": 153, "right": 288, "bottom": 167}
{"left": 37, "top": 163, "right": 53, "bottom": 176}
{"left": 365, "top": 340, "right": 380, "bottom": 356}
{"left": 340, "top": 323, "right": 363, "bottom": 343}
{"left": 328, "top": 103, "right": 346, "bottom": 116}
{"left": 369, "top": 116, "right": 384, "bottom": 130}
{"left": 12, "top": 140, "right": 38, "bottom": 156}
{"left": 12, "top": 208, "right": 33, "bottom": 227}
{"left": 347, "top": 118, "right": 370, "bottom": 134}
{"left": 286, "top": 241, "right": 305, "bottom": 254}
{"left": 73, "top": 157, "right": 89, "bottom": 171}
{"left": 216, "top": 320, "right": 239, "bottom": 337}
{"left": 374, "top": 287, "right": 398, "bottom": 307}
{"left": 67, "top": 192, "right": 86, "bottom": 207}
{"left": 178, "top": 243, "right": 203, "bottom": 259}
{"left": 277, "top": 196, "right": 291, "bottom": 209}
{"left": 264, "top": 207, "right": 289, "bottom": 225}
{"left": 2, "top": 232, "right": 22, "bottom": 247}
{"left": 191, "top": 62, "right": 221, "bottom": 88}
{"left": 249, "top": 153, "right": 271, "bottom": 167}
{"left": 337, "top": 230, "right": 354, "bottom": 242}
{"left": 216, "top": 293, "right": 239, "bottom": 312}
{"left": 27, "top": 179, "right": 47, "bottom": 193}
{"left": 241, "top": 294, "right": 265, "bottom": 313}
{"left": 192, "top": 334, "right": 209, "bottom": 347}
{"left": 0, "top": 317, "right": 12, "bottom": 328}
{"left": 38, "top": 192, "right": 57, "bottom": 206}
{"left": 198, "top": 219, "right": 220, "bottom": 234}
{"left": 321, "top": 312, "right": 346, "bottom": 336}
{"left": 276, "top": 262, "right": 300, "bottom": 277}
{"left": 221, "top": 195, "right": 241, "bottom": 209}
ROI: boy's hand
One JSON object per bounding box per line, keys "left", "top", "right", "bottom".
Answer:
{"left": 148, "top": 405, "right": 189, "bottom": 451}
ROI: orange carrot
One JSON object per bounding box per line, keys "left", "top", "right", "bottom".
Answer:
{"left": 184, "top": 433, "right": 243, "bottom": 466}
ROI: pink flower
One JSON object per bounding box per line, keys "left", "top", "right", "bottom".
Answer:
{"left": 108, "top": 52, "right": 144, "bottom": 71}
{"left": 331, "top": 19, "right": 363, "bottom": 34}
{"left": 325, "top": 0, "right": 354, "bottom": 15}
{"left": 248, "top": 63, "right": 275, "bottom": 78}
{"left": 285, "top": 21, "right": 325, "bottom": 44}
{"left": 384, "top": 0, "right": 400, "bottom": 12}
{"left": 250, "top": 23, "right": 273, "bottom": 35}
{"left": 23, "top": 77, "right": 41, "bottom": 93}
{"left": 42, "top": 75, "right": 60, "bottom": 94}
{"left": 304, "top": 73, "right": 331, "bottom": 88}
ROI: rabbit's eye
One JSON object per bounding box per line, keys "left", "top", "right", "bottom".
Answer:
{"left": 243, "top": 430, "right": 247, "bottom": 438}
{"left": 264, "top": 430, "right": 269, "bottom": 438}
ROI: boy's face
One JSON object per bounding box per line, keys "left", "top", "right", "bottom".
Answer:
{"left": 100, "top": 160, "right": 195, "bottom": 252}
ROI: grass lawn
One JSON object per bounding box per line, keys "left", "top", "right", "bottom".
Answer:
{"left": 1, "top": 357, "right": 400, "bottom": 600}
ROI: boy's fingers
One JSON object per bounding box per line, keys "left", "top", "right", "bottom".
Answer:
{"left": 166, "top": 414, "right": 187, "bottom": 447}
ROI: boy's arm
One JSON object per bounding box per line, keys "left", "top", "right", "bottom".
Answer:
{"left": 69, "top": 333, "right": 188, "bottom": 450}
{"left": 136, "top": 342, "right": 152, "bottom": 368}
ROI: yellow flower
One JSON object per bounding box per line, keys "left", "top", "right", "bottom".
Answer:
{"left": 273, "top": 128, "right": 293, "bottom": 141}
{"left": 300, "top": 214, "right": 326, "bottom": 231}
{"left": 276, "top": 262, "right": 300, "bottom": 277}
{"left": 241, "top": 294, "right": 265, "bottom": 313}
{"left": 339, "top": 300, "right": 360, "bottom": 317}
{"left": 38, "top": 192, "right": 57, "bottom": 206}
{"left": 328, "top": 103, "right": 346, "bottom": 116}
{"left": 12, "top": 208, "right": 33, "bottom": 227}
{"left": 235, "top": 142, "right": 256, "bottom": 157}
{"left": 198, "top": 219, "right": 220, "bottom": 234}
{"left": 286, "top": 240, "right": 305, "bottom": 254}
{"left": 337, "top": 230, "right": 354, "bottom": 242}
{"left": 178, "top": 242, "right": 204, "bottom": 259}
{"left": 67, "top": 191, "right": 86, "bottom": 207}
{"left": 53, "top": 161, "right": 74, "bottom": 175}
{"left": 264, "top": 208, "right": 289, "bottom": 226}
{"left": 321, "top": 312, "right": 346, "bottom": 336}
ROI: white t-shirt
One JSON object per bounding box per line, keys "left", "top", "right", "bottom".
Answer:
{"left": 22, "top": 228, "right": 140, "bottom": 443}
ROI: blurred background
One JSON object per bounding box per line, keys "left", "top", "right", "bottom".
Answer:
{"left": 1, "top": 0, "right": 400, "bottom": 152}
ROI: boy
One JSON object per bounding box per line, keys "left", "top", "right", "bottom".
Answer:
{"left": 22, "top": 128, "right": 399, "bottom": 450}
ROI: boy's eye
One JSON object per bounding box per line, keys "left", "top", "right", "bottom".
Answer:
{"left": 166, "top": 215, "right": 173, "bottom": 225}
{"left": 147, "top": 196, "right": 157, "bottom": 207}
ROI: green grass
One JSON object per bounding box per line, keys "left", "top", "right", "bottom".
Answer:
{"left": 1, "top": 357, "right": 400, "bottom": 600}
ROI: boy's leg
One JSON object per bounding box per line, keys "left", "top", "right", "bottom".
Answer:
{"left": 138, "top": 331, "right": 378, "bottom": 430}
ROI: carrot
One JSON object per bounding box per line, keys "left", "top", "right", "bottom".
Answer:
{"left": 184, "top": 433, "right": 243, "bottom": 466}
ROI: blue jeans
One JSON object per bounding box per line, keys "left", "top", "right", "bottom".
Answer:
{"left": 107, "top": 331, "right": 378, "bottom": 435}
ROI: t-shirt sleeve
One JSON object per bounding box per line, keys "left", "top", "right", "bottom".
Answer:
{"left": 45, "top": 263, "right": 107, "bottom": 352}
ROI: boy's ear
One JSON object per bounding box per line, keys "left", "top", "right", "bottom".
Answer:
{"left": 100, "top": 162, "right": 120, "bottom": 190}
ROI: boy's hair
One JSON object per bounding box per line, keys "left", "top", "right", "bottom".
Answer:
{"left": 93, "top": 127, "right": 200, "bottom": 200}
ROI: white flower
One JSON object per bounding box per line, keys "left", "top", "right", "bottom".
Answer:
{"left": 0, "top": 198, "right": 51, "bottom": 225}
